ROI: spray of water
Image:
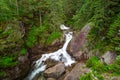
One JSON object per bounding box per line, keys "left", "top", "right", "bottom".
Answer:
{"left": 27, "top": 25, "right": 75, "bottom": 80}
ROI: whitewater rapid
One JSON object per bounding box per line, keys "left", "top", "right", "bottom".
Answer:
{"left": 26, "top": 25, "right": 75, "bottom": 80}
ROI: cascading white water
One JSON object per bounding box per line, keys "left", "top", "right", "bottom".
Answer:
{"left": 26, "top": 25, "right": 75, "bottom": 80}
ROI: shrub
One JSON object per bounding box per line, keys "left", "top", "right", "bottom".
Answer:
{"left": 108, "top": 55, "right": 120, "bottom": 75}
{"left": 80, "top": 72, "right": 93, "bottom": 80}
{"left": 45, "top": 31, "right": 62, "bottom": 45}
{"left": 0, "top": 56, "right": 18, "bottom": 68}
{"left": 19, "top": 47, "right": 27, "bottom": 55}
{"left": 86, "top": 56, "right": 108, "bottom": 73}
{"left": 0, "top": 22, "right": 24, "bottom": 51}
{"left": 86, "top": 56, "right": 99, "bottom": 67}
{"left": 0, "top": 70, "right": 6, "bottom": 77}
{"left": 80, "top": 71, "right": 104, "bottom": 80}
{"left": 92, "top": 62, "right": 108, "bottom": 73}
{"left": 25, "top": 25, "right": 47, "bottom": 47}
{"left": 86, "top": 55, "right": 120, "bottom": 77}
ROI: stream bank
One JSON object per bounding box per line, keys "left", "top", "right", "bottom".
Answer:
{"left": 23, "top": 24, "right": 91, "bottom": 80}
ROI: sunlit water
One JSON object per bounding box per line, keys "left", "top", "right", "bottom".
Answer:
{"left": 26, "top": 25, "right": 75, "bottom": 80}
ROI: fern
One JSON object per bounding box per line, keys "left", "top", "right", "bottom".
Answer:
{"left": 107, "top": 12, "right": 120, "bottom": 53}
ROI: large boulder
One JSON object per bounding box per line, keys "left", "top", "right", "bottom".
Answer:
{"left": 44, "top": 62, "right": 65, "bottom": 78}
{"left": 101, "top": 51, "right": 117, "bottom": 65}
{"left": 64, "top": 63, "right": 90, "bottom": 80}
{"left": 70, "top": 23, "right": 91, "bottom": 60}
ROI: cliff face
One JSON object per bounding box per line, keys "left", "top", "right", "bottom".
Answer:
{"left": 70, "top": 23, "right": 91, "bottom": 60}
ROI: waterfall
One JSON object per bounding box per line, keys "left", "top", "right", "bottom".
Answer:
{"left": 26, "top": 25, "right": 75, "bottom": 80}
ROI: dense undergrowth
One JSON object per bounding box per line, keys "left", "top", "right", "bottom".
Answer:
{"left": 80, "top": 55, "right": 120, "bottom": 80}
{"left": 72, "top": 0, "right": 120, "bottom": 54}
{"left": 0, "top": 0, "right": 120, "bottom": 78}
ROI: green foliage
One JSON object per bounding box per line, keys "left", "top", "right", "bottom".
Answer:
{"left": 72, "top": 0, "right": 120, "bottom": 54}
{"left": 25, "top": 25, "right": 47, "bottom": 47}
{"left": 45, "top": 31, "right": 62, "bottom": 45}
{"left": 0, "top": 0, "right": 18, "bottom": 21}
{"left": 107, "top": 12, "right": 120, "bottom": 53}
{"left": 86, "top": 55, "right": 120, "bottom": 77}
{"left": 86, "top": 56, "right": 99, "bottom": 67}
{"left": 0, "top": 70, "right": 6, "bottom": 77}
{"left": 72, "top": 0, "right": 93, "bottom": 29}
{"left": 42, "top": 0, "right": 65, "bottom": 29}
{"left": 86, "top": 56, "right": 108, "bottom": 73}
{"left": 94, "top": 72, "right": 104, "bottom": 80}
{"left": 92, "top": 62, "right": 108, "bottom": 73}
{"left": 0, "top": 22, "right": 24, "bottom": 51}
{"left": 0, "top": 0, "right": 120, "bottom": 79}
{"left": 19, "top": 47, "right": 27, "bottom": 55}
{"left": 80, "top": 71, "right": 104, "bottom": 80}
{"left": 0, "top": 56, "right": 18, "bottom": 68}
{"left": 116, "top": 55, "right": 120, "bottom": 63}
{"left": 80, "top": 72, "right": 93, "bottom": 80}
{"left": 107, "top": 55, "right": 120, "bottom": 75}
{"left": 89, "top": 0, "right": 120, "bottom": 53}
{"left": 63, "top": 0, "right": 83, "bottom": 19}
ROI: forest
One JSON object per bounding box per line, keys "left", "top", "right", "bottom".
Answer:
{"left": 0, "top": 0, "right": 120, "bottom": 80}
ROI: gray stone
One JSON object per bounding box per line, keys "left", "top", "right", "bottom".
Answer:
{"left": 44, "top": 62, "right": 65, "bottom": 78}
{"left": 101, "top": 51, "right": 117, "bottom": 65}
{"left": 64, "top": 63, "right": 90, "bottom": 80}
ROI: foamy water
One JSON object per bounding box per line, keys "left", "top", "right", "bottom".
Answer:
{"left": 26, "top": 25, "right": 75, "bottom": 80}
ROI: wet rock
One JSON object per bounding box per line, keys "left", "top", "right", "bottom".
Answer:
{"left": 58, "top": 70, "right": 69, "bottom": 80}
{"left": 70, "top": 23, "right": 91, "bottom": 60}
{"left": 64, "top": 63, "right": 90, "bottom": 80}
{"left": 47, "top": 78, "right": 56, "bottom": 80}
{"left": 34, "top": 73, "right": 46, "bottom": 80}
{"left": 101, "top": 51, "right": 117, "bottom": 65}
{"left": 44, "top": 62, "right": 65, "bottom": 78}
{"left": 45, "top": 59, "right": 58, "bottom": 69}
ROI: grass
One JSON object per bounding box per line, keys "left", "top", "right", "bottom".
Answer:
{"left": 81, "top": 55, "right": 120, "bottom": 80}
